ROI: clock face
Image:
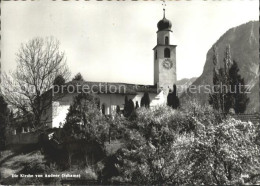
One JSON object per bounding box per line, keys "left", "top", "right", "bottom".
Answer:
{"left": 162, "top": 59, "right": 173, "bottom": 69}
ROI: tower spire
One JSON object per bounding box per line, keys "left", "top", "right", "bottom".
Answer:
{"left": 162, "top": 0, "right": 166, "bottom": 18}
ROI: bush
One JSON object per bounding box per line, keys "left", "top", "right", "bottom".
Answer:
{"left": 186, "top": 118, "right": 260, "bottom": 184}
{"left": 108, "top": 105, "right": 191, "bottom": 184}
{"left": 107, "top": 102, "right": 260, "bottom": 184}
{"left": 62, "top": 92, "right": 109, "bottom": 145}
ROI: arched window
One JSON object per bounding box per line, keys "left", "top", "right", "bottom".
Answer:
{"left": 102, "top": 104, "right": 106, "bottom": 115}
{"left": 165, "top": 36, "right": 169, "bottom": 45}
{"left": 155, "top": 50, "right": 157, "bottom": 60}
{"left": 164, "top": 48, "right": 170, "bottom": 58}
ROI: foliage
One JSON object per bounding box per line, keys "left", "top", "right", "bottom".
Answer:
{"left": 62, "top": 92, "right": 109, "bottom": 145}
{"left": 9, "top": 110, "right": 34, "bottom": 134}
{"left": 187, "top": 118, "right": 260, "bottom": 184}
{"left": 0, "top": 95, "right": 10, "bottom": 149}
{"left": 228, "top": 61, "right": 249, "bottom": 113}
{"left": 20, "top": 160, "right": 61, "bottom": 185}
{"left": 53, "top": 74, "right": 66, "bottom": 86}
{"left": 72, "top": 73, "right": 84, "bottom": 81}
{"left": 209, "top": 45, "right": 249, "bottom": 113}
{"left": 167, "top": 84, "right": 180, "bottom": 109}
{"left": 123, "top": 96, "right": 135, "bottom": 117}
{"left": 1, "top": 37, "right": 70, "bottom": 128}
{"left": 209, "top": 45, "right": 225, "bottom": 112}
{"left": 140, "top": 92, "right": 150, "bottom": 108}
{"left": 109, "top": 106, "right": 187, "bottom": 184}
{"left": 116, "top": 105, "right": 121, "bottom": 115}
{"left": 0, "top": 150, "right": 61, "bottom": 185}
{"left": 181, "top": 99, "right": 223, "bottom": 125}
{"left": 123, "top": 96, "right": 128, "bottom": 117}
{"left": 128, "top": 99, "right": 135, "bottom": 115}
{"left": 107, "top": 101, "right": 259, "bottom": 184}
{"left": 60, "top": 93, "right": 109, "bottom": 168}
{"left": 135, "top": 101, "right": 139, "bottom": 109}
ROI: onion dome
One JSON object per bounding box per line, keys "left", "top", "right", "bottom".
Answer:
{"left": 157, "top": 9, "right": 172, "bottom": 31}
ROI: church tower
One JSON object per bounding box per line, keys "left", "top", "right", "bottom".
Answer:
{"left": 153, "top": 9, "right": 177, "bottom": 96}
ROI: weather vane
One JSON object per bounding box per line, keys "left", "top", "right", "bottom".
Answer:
{"left": 162, "top": 0, "right": 166, "bottom": 18}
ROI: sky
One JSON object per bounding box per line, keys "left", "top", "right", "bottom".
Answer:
{"left": 1, "top": 0, "right": 259, "bottom": 85}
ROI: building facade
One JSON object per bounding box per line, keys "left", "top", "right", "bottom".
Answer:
{"left": 154, "top": 11, "right": 177, "bottom": 94}
{"left": 43, "top": 13, "right": 177, "bottom": 128}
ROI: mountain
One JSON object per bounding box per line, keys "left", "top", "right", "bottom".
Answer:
{"left": 181, "top": 21, "right": 259, "bottom": 113}
{"left": 176, "top": 77, "right": 197, "bottom": 95}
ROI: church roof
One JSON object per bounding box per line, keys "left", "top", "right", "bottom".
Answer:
{"left": 56, "top": 80, "right": 158, "bottom": 95}
{"left": 153, "top": 44, "right": 176, "bottom": 50}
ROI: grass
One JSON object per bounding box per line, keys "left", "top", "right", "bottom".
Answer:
{"left": 0, "top": 150, "right": 44, "bottom": 180}
{"left": 105, "top": 139, "right": 124, "bottom": 156}
{"left": 0, "top": 138, "right": 124, "bottom": 184}
{"left": 0, "top": 149, "right": 99, "bottom": 185}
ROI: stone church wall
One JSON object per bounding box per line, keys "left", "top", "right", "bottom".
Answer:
{"left": 48, "top": 91, "right": 166, "bottom": 128}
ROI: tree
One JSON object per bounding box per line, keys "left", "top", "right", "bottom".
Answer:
{"left": 187, "top": 118, "right": 260, "bottom": 184}
{"left": 128, "top": 99, "right": 135, "bottom": 114}
{"left": 167, "top": 84, "right": 180, "bottom": 109}
{"left": 1, "top": 37, "right": 70, "bottom": 128}
{"left": 209, "top": 45, "right": 222, "bottom": 112}
{"left": 141, "top": 92, "right": 150, "bottom": 108}
{"left": 53, "top": 75, "right": 66, "bottom": 86}
{"left": 62, "top": 92, "right": 108, "bottom": 144}
{"left": 109, "top": 102, "right": 259, "bottom": 184}
{"left": 111, "top": 106, "right": 180, "bottom": 184}
{"left": 72, "top": 73, "right": 84, "bottom": 81}
{"left": 209, "top": 45, "right": 249, "bottom": 113}
{"left": 123, "top": 96, "right": 135, "bottom": 117}
{"left": 228, "top": 61, "right": 249, "bottom": 113}
{"left": 167, "top": 89, "right": 173, "bottom": 107}
{"left": 223, "top": 45, "right": 232, "bottom": 85}
{"left": 173, "top": 85, "right": 180, "bottom": 109}
{"left": 135, "top": 101, "right": 139, "bottom": 109}
{"left": 221, "top": 45, "right": 233, "bottom": 113}
{"left": 0, "top": 95, "right": 10, "bottom": 149}
{"left": 123, "top": 96, "right": 129, "bottom": 117}
{"left": 116, "top": 105, "right": 121, "bottom": 115}
{"left": 53, "top": 75, "right": 66, "bottom": 93}
{"left": 109, "top": 105, "right": 201, "bottom": 184}
{"left": 61, "top": 93, "right": 108, "bottom": 167}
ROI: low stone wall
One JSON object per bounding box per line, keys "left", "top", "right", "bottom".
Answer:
{"left": 6, "top": 132, "right": 39, "bottom": 146}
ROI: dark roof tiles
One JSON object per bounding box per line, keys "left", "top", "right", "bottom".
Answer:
{"left": 57, "top": 80, "right": 158, "bottom": 95}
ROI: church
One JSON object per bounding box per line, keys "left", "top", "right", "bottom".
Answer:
{"left": 43, "top": 11, "right": 177, "bottom": 128}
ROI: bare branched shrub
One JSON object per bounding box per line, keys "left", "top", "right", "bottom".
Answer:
{"left": 1, "top": 37, "right": 70, "bottom": 128}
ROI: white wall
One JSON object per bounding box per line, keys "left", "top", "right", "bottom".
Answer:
{"left": 52, "top": 93, "right": 77, "bottom": 128}
{"left": 50, "top": 91, "right": 166, "bottom": 128}
{"left": 157, "top": 31, "right": 174, "bottom": 45}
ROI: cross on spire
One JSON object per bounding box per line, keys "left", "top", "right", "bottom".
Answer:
{"left": 162, "top": 0, "right": 166, "bottom": 18}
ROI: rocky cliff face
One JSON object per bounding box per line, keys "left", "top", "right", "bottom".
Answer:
{"left": 181, "top": 21, "right": 259, "bottom": 113}
{"left": 176, "top": 77, "right": 197, "bottom": 95}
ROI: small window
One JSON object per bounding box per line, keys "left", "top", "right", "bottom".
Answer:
{"left": 155, "top": 50, "right": 157, "bottom": 60}
{"left": 165, "top": 36, "right": 169, "bottom": 45}
{"left": 164, "top": 48, "right": 170, "bottom": 58}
